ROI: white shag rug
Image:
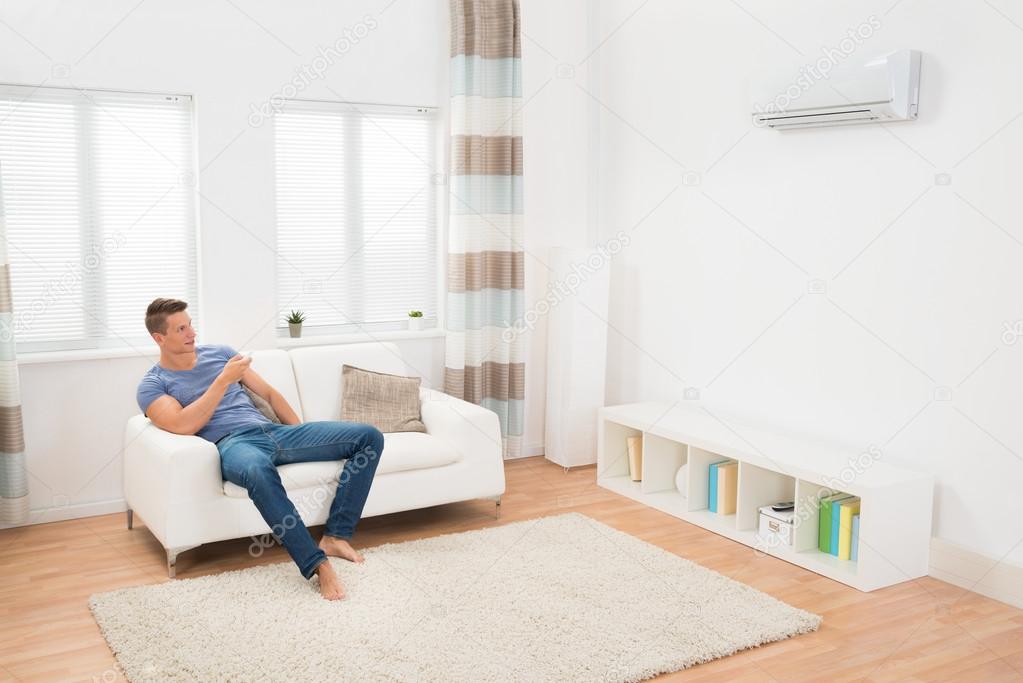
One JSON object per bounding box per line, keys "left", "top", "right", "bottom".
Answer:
{"left": 90, "top": 513, "right": 821, "bottom": 682}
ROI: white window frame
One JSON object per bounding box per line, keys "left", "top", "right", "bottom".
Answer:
{"left": 272, "top": 98, "right": 445, "bottom": 339}
{"left": 0, "top": 83, "right": 201, "bottom": 356}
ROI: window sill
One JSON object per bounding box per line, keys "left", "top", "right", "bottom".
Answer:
{"left": 14, "top": 329, "right": 448, "bottom": 364}
{"left": 276, "top": 328, "right": 446, "bottom": 349}
{"left": 17, "top": 346, "right": 158, "bottom": 365}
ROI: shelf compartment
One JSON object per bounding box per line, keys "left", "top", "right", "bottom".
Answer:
{"left": 599, "top": 474, "right": 687, "bottom": 517}
{"left": 736, "top": 462, "right": 796, "bottom": 532}
{"left": 795, "top": 479, "right": 860, "bottom": 562}
{"left": 640, "top": 433, "right": 688, "bottom": 495}
{"left": 686, "top": 446, "right": 737, "bottom": 528}
{"left": 598, "top": 421, "right": 642, "bottom": 480}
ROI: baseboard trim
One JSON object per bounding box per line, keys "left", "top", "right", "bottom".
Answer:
{"left": 0, "top": 498, "right": 128, "bottom": 529}
{"left": 506, "top": 442, "right": 544, "bottom": 459}
{"left": 929, "top": 537, "right": 1023, "bottom": 610}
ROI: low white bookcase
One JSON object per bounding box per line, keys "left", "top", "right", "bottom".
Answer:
{"left": 597, "top": 402, "right": 934, "bottom": 592}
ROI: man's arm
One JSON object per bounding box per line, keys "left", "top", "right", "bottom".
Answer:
{"left": 145, "top": 354, "right": 251, "bottom": 435}
{"left": 240, "top": 367, "right": 302, "bottom": 425}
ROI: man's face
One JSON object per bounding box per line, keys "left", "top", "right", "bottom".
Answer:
{"left": 157, "top": 311, "right": 196, "bottom": 352}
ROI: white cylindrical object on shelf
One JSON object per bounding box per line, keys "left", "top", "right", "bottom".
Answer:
{"left": 675, "top": 463, "right": 688, "bottom": 497}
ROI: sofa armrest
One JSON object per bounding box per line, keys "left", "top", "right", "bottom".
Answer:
{"left": 419, "top": 388, "right": 505, "bottom": 486}
{"left": 123, "top": 415, "right": 225, "bottom": 543}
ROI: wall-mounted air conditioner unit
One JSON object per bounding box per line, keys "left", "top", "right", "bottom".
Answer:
{"left": 752, "top": 49, "right": 921, "bottom": 130}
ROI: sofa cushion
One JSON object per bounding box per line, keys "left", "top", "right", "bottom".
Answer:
{"left": 289, "top": 342, "right": 408, "bottom": 422}
{"left": 221, "top": 431, "right": 461, "bottom": 498}
{"left": 340, "top": 365, "right": 426, "bottom": 433}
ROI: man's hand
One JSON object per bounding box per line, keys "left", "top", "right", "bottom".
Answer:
{"left": 147, "top": 357, "right": 242, "bottom": 436}
{"left": 219, "top": 354, "right": 252, "bottom": 385}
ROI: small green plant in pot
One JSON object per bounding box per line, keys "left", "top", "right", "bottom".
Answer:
{"left": 285, "top": 310, "right": 306, "bottom": 338}
{"left": 407, "top": 310, "right": 424, "bottom": 331}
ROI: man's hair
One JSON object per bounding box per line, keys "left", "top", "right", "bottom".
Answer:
{"left": 145, "top": 298, "right": 189, "bottom": 335}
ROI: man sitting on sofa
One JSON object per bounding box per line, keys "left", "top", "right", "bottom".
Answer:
{"left": 135, "top": 297, "right": 383, "bottom": 601}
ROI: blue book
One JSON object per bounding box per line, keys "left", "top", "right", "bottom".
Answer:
{"left": 829, "top": 497, "right": 853, "bottom": 555}
{"left": 851, "top": 514, "right": 860, "bottom": 561}
{"left": 708, "top": 463, "right": 719, "bottom": 512}
{"left": 708, "top": 460, "right": 730, "bottom": 513}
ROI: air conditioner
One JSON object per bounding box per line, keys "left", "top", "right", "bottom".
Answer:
{"left": 752, "top": 49, "right": 921, "bottom": 130}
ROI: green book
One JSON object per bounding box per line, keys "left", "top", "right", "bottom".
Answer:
{"left": 818, "top": 493, "right": 853, "bottom": 553}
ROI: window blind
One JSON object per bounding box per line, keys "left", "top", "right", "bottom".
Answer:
{"left": 0, "top": 85, "right": 198, "bottom": 353}
{"left": 274, "top": 100, "right": 439, "bottom": 334}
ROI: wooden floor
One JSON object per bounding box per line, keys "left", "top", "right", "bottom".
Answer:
{"left": 1, "top": 456, "right": 1022, "bottom": 682}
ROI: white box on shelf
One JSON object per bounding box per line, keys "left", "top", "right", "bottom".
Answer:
{"left": 757, "top": 505, "right": 794, "bottom": 547}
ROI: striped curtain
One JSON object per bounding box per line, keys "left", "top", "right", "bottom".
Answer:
{"left": 445, "top": 0, "right": 525, "bottom": 459}
{"left": 0, "top": 165, "right": 28, "bottom": 526}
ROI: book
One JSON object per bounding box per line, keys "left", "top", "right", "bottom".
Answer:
{"left": 716, "top": 462, "right": 738, "bottom": 515}
{"left": 829, "top": 495, "right": 859, "bottom": 555}
{"left": 838, "top": 498, "right": 861, "bottom": 560}
{"left": 851, "top": 514, "right": 860, "bottom": 561}
{"left": 708, "top": 460, "right": 730, "bottom": 513}
{"left": 818, "top": 492, "right": 853, "bottom": 553}
{"left": 627, "top": 437, "right": 643, "bottom": 482}
{"left": 708, "top": 463, "right": 719, "bottom": 512}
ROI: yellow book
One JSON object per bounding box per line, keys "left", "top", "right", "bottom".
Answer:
{"left": 838, "top": 498, "right": 861, "bottom": 560}
{"left": 716, "top": 462, "right": 738, "bottom": 514}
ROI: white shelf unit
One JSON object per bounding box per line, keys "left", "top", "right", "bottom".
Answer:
{"left": 597, "top": 402, "right": 934, "bottom": 592}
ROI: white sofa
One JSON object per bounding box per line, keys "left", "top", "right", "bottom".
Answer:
{"left": 123, "top": 342, "right": 506, "bottom": 576}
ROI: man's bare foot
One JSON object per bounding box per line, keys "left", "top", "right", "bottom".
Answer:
{"left": 319, "top": 535, "right": 364, "bottom": 563}
{"left": 315, "top": 560, "right": 345, "bottom": 601}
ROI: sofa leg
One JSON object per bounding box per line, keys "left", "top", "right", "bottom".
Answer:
{"left": 166, "top": 545, "right": 200, "bottom": 579}
{"left": 494, "top": 495, "right": 502, "bottom": 519}
{"left": 167, "top": 549, "right": 179, "bottom": 578}
{"left": 126, "top": 508, "right": 133, "bottom": 530}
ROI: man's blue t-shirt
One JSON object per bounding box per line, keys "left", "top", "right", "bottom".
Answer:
{"left": 136, "top": 344, "right": 270, "bottom": 443}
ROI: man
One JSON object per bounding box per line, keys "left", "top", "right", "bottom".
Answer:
{"left": 135, "top": 298, "right": 382, "bottom": 601}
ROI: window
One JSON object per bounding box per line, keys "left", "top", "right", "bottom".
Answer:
{"left": 274, "top": 100, "right": 439, "bottom": 335}
{"left": 0, "top": 85, "right": 198, "bottom": 353}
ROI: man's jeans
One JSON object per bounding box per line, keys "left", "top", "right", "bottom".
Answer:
{"left": 216, "top": 421, "right": 383, "bottom": 580}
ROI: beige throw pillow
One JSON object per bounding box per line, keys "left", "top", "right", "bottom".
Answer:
{"left": 340, "top": 365, "right": 426, "bottom": 433}
{"left": 242, "top": 384, "right": 281, "bottom": 424}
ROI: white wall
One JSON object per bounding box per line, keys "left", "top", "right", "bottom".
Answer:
{"left": 591, "top": 0, "right": 1023, "bottom": 567}
{"left": 0, "top": 0, "right": 450, "bottom": 523}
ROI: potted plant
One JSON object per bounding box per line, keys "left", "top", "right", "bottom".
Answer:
{"left": 285, "top": 310, "right": 306, "bottom": 338}
{"left": 407, "top": 310, "right": 424, "bottom": 331}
